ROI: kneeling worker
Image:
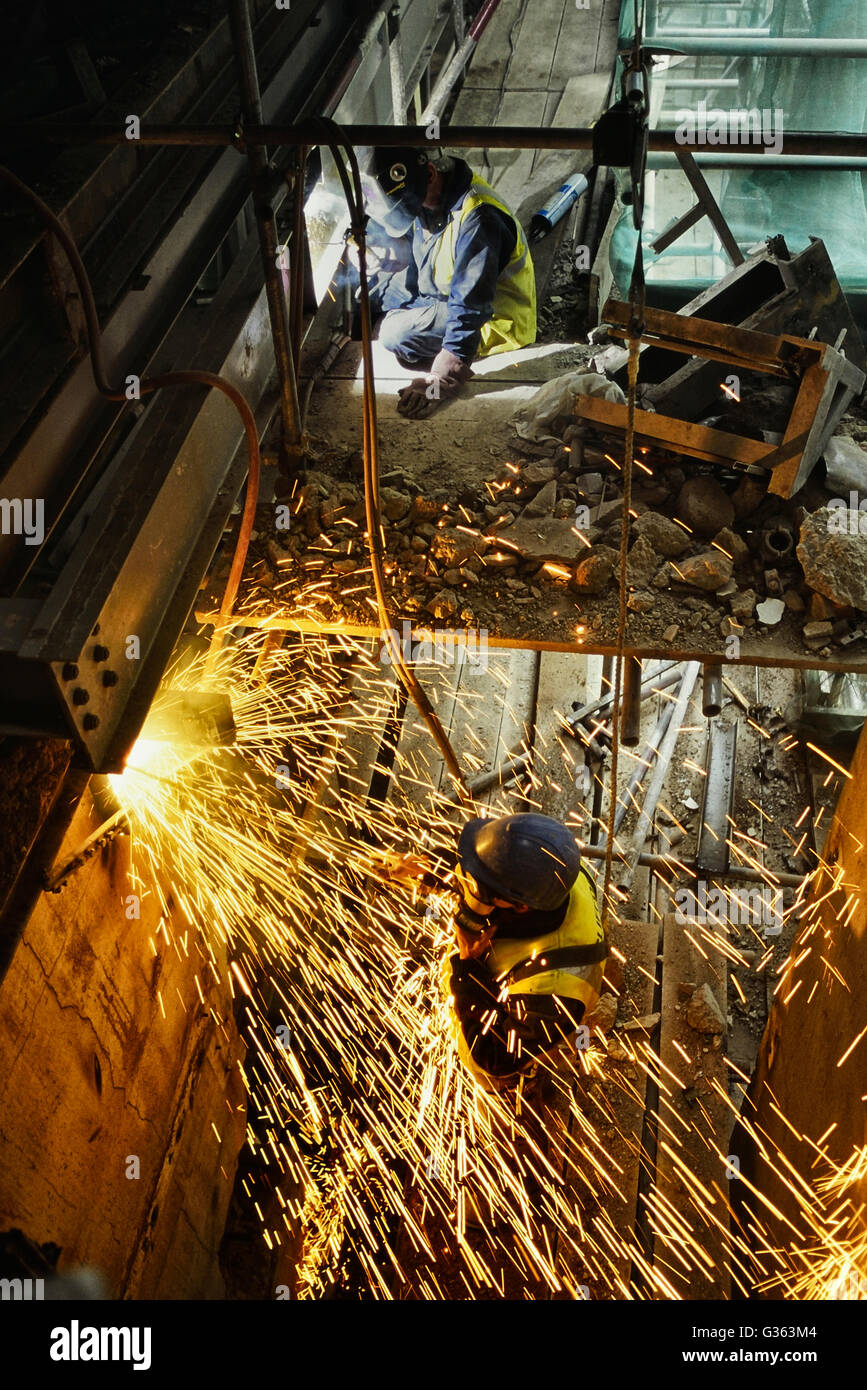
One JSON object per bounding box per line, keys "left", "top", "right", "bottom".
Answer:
{"left": 365, "top": 147, "right": 537, "bottom": 419}
{"left": 379, "top": 813, "right": 606, "bottom": 1090}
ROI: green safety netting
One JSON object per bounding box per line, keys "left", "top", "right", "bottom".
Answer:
{"left": 610, "top": 0, "right": 867, "bottom": 333}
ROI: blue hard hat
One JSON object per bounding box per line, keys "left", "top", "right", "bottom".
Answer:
{"left": 457, "top": 813, "right": 581, "bottom": 912}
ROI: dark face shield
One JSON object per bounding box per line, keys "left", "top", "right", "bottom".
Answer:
{"left": 362, "top": 152, "right": 429, "bottom": 237}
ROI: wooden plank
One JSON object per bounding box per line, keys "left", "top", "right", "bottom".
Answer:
{"left": 544, "top": 915, "right": 660, "bottom": 1299}
{"left": 530, "top": 73, "right": 611, "bottom": 186}
{"left": 473, "top": 649, "right": 539, "bottom": 812}
{"left": 504, "top": 0, "right": 568, "bottom": 89}
{"left": 448, "top": 84, "right": 502, "bottom": 180}
{"left": 550, "top": 0, "right": 606, "bottom": 84}
{"left": 487, "top": 90, "right": 549, "bottom": 205}
{"left": 650, "top": 913, "right": 732, "bottom": 1300}
{"left": 460, "top": 0, "right": 527, "bottom": 88}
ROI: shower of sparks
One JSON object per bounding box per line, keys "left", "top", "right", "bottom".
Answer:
{"left": 107, "top": 624, "right": 866, "bottom": 1300}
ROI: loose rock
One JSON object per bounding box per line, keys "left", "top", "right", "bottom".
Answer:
{"left": 676, "top": 477, "right": 735, "bottom": 537}
{"left": 673, "top": 550, "right": 734, "bottom": 592}
{"left": 686, "top": 983, "right": 726, "bottom": 1034}
{"left": 427, "top": 589, "right": 459, "bottom": 619}
{"left": 523, "top": 479, "right": 558, "bottom": 517}
{"left": 632, "top": 511, "right": 691, "bottom": 557}
{"left": 627, "top": 535, "right": 658, "bottom": 589}
{"left": 797, "top": 507, "right": 867, "bottom": 611}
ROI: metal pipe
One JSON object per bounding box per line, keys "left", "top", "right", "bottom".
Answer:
{"left": 420, "top": 0, "right": 505, "bottom": 125}
{"left": 577, "top": 841, "right": 804, "bottom": 890}
{"left": 621, "top": 656, "right": 643, "bottom": 747}
{"left": 6, "top": 122, "right": 867, "bottom": 160}
{"left": 647, "top": 37, "right": 867, "bottom": 54}
{"left": 702, "top": 662, "right": 723, "bottom": 719}
{"left": 290, "top": 146, "right": 308, "bottom": 367}
{"left": 387, "top": 5, "right": 407, "bottom": 125}
{"left": 621, "top": 661, "right": 702, "bottom": 891}
{"left": 602, "top": 688, "right": 679, "bottom": 847}
{"left": 568, "top": 661, "right": 681, "bottom": 733}
{"left": 228, "top": 0, "right": 303, "bottom": 457}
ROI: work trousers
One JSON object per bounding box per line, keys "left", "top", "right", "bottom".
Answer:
{"left": 378, "top": 295, "right": 451, "bottom": 370}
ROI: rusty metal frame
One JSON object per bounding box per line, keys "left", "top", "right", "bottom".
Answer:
{"left": 584, "top": 299, "right": 866, "bottom": 497}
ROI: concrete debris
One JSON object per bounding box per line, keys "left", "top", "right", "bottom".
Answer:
{"left": 632, "top": 511, "right": 691, "bottom": 557}
{"left": 731, "top": 473, "right": 768, "bottom": 520}
{"left": 378, "top": 486, "right": 411, "bottom": 522}
{"left": 783, "top": 587, "right": 805, "bottom": 613}
{"left": 429, "top": 528, "right": 489, "bottom": 567}
{"left": 686, "top": 983, "right": 727, "bottom": 1034}
{"left": 662, "top": 624, "right": 680, "bottom": 642}
{"left": 579, "top": 471, "right": 604, "bottom": 495}
{"left": 802, "top": 619, "right": 834, "bottom": 648}
{"left": 676, "top": 477, "right": 735, "bottom": 537}
{"left": 522, "top": 462, "right": 558, "bottom": 486}
{"left": 824, "top": 434, "right": 867, "bottom": 497}
{"left": 427, "top": 589, "right": 459, "bottom": 619}
{"left": 523, "top": 478, "right": 558, "bottom": 517}
{"left": 713, "top": 526, "right": 750, "bottom": 567}
{"left": 756, "top": 597, "right": 785, "bottom": 625}
{"left": 503, "top": 516, "right": 594, "bottom": 565}
{"left": 626, "top": 535, "right": 659, "bottom": 589}
{"left": 729, "top": 588, "right": 757, "bottom": 620}
{"left": 673, "top": 550, "right": 734, "bottom": 592}
{"left": 574, "top": 549, "right": 617, "bottom": 593}
{"left": 627, "top": 589, "right": 655, "bottom": 613}
{"left": 622, "top": 1012, "right": 661, "bottom": 1032}
{"left": 797, "top": 507, "right": 867, "bottom": 611}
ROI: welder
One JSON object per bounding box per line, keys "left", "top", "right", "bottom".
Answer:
{"left": 378, "top": 813, "right": 607, "bottom": 1092}
{"left": 363, "top": 146, "right": 537, "bottom": 419}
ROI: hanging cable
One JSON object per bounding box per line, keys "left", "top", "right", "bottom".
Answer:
{"left": 309, "top": 119, "right": 473, "bottom": 807}
{"left": 600, "top": 0, "right": 648, "bottom": 931}
{"left": 0, "top": 165, "right": 260, "bottom": 666}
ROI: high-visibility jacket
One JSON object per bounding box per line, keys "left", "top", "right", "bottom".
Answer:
{"left": 485, "top": 867, "right": 607, "bottom": 1016}
{"left": 447, "top": 869, "right": 607, "bottom": 1090}
{"left": 423, "top": 174, "right": 536, "bottom": 357}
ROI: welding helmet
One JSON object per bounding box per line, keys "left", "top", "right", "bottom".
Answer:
{"left": 457, "top": 814, "right": 581, "bottom": 913}
{"left": 367, "top": 146, "right": 431, "bottom": 235}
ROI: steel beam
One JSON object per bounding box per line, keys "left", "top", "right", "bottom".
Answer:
{"left": 3, "top": 123, "right": 866, "bottom": 161}
{"left": 6, "top": 236, "right": 276, "bottom": 769}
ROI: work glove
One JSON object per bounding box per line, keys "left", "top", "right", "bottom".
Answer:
{"left": 396, "top": 349, "right": 473, "bottom": 419}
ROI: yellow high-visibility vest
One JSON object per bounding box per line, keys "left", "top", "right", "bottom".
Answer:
{"left": 486, "top": 868, "right": 606, "bottom": 1015}
{"left": 427, "top": 174, "right": 537, "bottom": 357}
{"left": 445, "top": 870, "right": 606, "bottom": 1091}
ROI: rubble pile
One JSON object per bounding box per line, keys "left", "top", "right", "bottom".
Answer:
{"left": 237, "top": 415, "right": 867, "bottom": 659}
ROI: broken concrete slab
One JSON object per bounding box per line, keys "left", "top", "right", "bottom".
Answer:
{"left": 797, "top": 508, "right": 867, "bottom": 612}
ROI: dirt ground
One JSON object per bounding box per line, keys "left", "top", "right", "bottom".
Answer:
{"left": 217, "top": 242, "right": 867, "bottom": 671}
